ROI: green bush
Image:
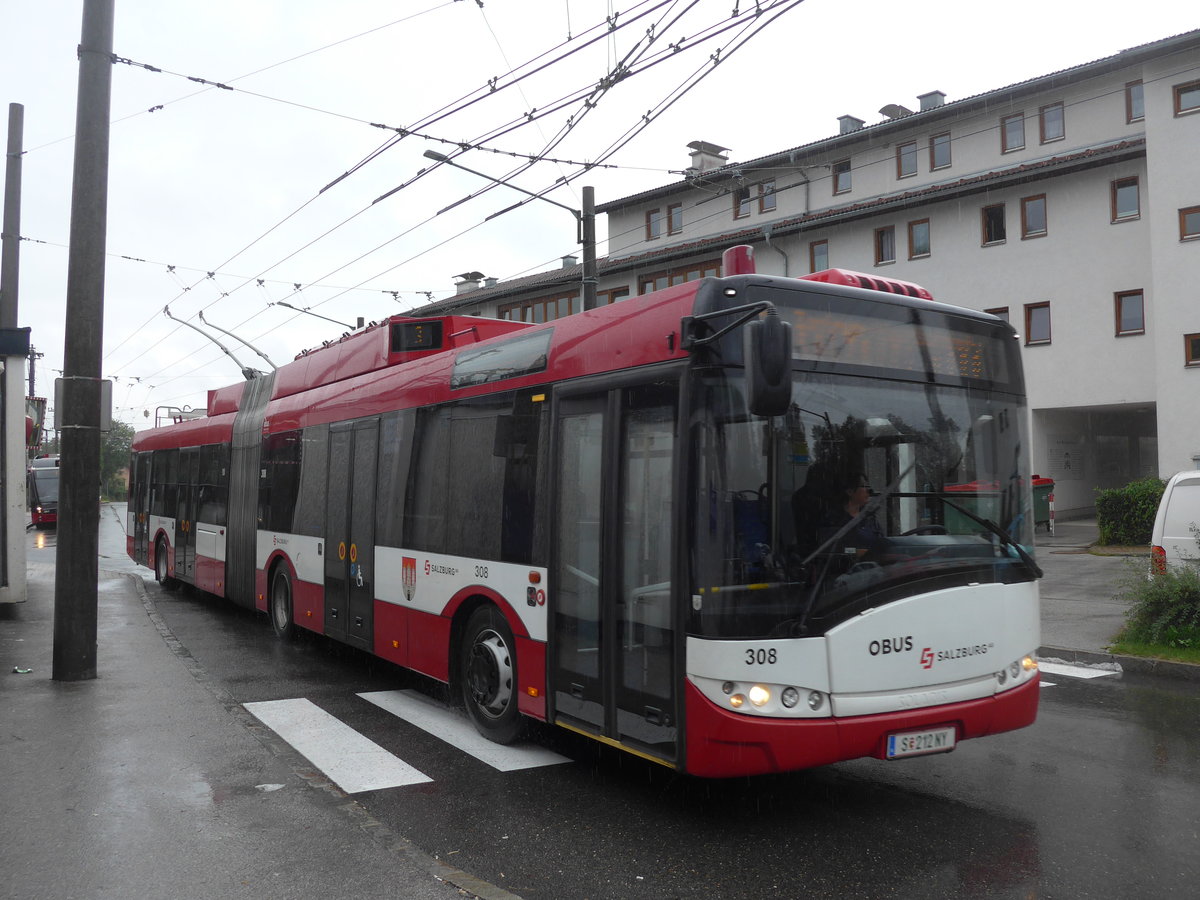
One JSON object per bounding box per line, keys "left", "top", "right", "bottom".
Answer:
{"left": 1118, "top": 565, "right": 1200, "bottom": 648}
{"left": 1095, "top": 476, "right": 1165, "bottom": 545}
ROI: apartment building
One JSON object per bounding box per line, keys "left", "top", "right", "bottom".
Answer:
{"left": 413, "top": 28, "right": 1200, "bottom": 516}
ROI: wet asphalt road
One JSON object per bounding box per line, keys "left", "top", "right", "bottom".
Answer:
{"left": 32, "top": 510, "right": 1200, "bottom": 899}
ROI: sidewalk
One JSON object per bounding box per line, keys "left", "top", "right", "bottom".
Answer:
{"left": 1, "top": 541, "right": 491, "bottom": 899}
{"left": 1034, "top": 517, "right": 1200, "bottom": 681}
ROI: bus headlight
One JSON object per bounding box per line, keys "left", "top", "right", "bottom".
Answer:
{"left": 692, "top": 675, "right": 830, "bottom": 718}
{"left": 748, "top": 685, "right": 770, "bottom": 707}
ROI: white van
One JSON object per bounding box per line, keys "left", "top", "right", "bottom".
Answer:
{"left": 1150, "top": 471, "right": 1200, "bottom": 575}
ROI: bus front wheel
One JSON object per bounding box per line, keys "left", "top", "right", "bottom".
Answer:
{"left": 460, "top": 606, "right": 522, "bottom": 744}
{"left": 269, "top": 566, "right": 295, "bottom": 641}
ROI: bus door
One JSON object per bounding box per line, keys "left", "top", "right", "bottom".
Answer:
{"left": 551, "top": 380, "right": 679, "bottom": 763}
{"left": 324, "top": 419, "right": 379, "bottom": 651}
{"left": 175, "top": 447, "right": 200, "bottom": 582}
{"left": 132, "top": 452, "right": 151, "bottom": 564}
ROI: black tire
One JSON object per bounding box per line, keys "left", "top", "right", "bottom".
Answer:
{"left": 155, "top": 537, "right": 179, "bottom": 590}
{"left": 460, "top": 606, "right": 522, "bottom": 744}
{"left": 269, "top": 565, "right": 295, "bottom": 641}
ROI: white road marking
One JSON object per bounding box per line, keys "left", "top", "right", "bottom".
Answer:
{"left": 1037, "top": 661, "right": 1120, "bottom": 680}
{"left": 358, "top": 689, "right": 571, "bottom": 771}
{"left": 244, "top": 698, "right": 432, "bottom": 792}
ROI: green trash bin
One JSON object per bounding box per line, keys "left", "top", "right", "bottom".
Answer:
{"left": 1032, "top": 477, "right": 1054, "bottom": 532}
{"left": 942, "top": 482, "right": 1000, "bottom": 534}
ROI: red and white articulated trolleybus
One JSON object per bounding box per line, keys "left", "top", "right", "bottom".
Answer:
{"left": 128, "top": 245, "right": 1041, "bottom": 777}
{"left": 28, "top": 455, "right": 61, "bottom": 528}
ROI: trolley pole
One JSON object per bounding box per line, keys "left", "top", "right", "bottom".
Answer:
{"left": 53, "top": 0, "right": 115, "bottom": 681}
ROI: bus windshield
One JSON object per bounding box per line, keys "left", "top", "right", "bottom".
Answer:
{"left": 32, "top": 468, "right": 59, "bottom": 504}
{"left": 687, "top": 363, "right": 1035, "bottom": 640}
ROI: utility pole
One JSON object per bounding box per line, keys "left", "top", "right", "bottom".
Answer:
{"left": 27, "top": 344, "right": 43, "bottom": 397}
{"left": 581, "top": 186, "right": 597, "bottom": 311}
{"left": 54, "top": 0, "right": 115, "bottom": 680}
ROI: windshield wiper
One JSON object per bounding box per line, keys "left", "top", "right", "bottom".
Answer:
{"left": 937, "top": 496, "right": 1043, "bottom": 579}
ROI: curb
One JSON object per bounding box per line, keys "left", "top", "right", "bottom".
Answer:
{"left": 1038, "top": 645, "right": 1200, "bottom": 684}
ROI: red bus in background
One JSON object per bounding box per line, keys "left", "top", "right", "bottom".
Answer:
{"left": 28, "top": 456, "right": 60, "bottom": 527}
{"left": 127, "top": 245, "right": 1040, "bottom": 777}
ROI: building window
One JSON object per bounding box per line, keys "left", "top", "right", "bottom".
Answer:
{"left": 982, "top": 204, "right": 1007, "bottom": 245}
{"left": 1115, "top": 290, "right": 1145, "bottom": 336}
{"left": 645, "top": 208, "right": 662, "bottom": 240}
{"left": 638, "top": 259, "right": 721, "bottom": 295}
{"left": 810, "top": 239, "right": 829, "bottom": 272}
{"left": 597, "top": 287, "right": 630, "bottom": 306}
{"left": 1186, "top": 334, "right": 1200, "bottom": 367}
{"left": 667, "top": 203, "right": 683, "bottom": 235}
{"left": 1039, "top": 102, "right": 1065, "bottom": 143}
{"left": 896, "top": 141, "right": 918, "bottom": 179}
{"left": 1181, "top": 206, "right": 1200, "bottom": 240}
{"left": 1111, "top": 178, "right": 1140, "bottom": 222}
{"left": 733, "top": 186, "right": 752, "bottom": 219}
{"left": 500, "top": 293, "right": 578, "bottom": 323}
{"left": 985, "top": 307, "right": 1010, "bottom": 323}
{"left": 930, "top": 132, "right": 951, "bottom": 170}
{"left": 1126, "top": 81, "right": 1144, "bottom": 123}
{"left": 1024, "top": 303, "right": 1051, "bottom": 345}
{"left": 832, "top": 159, "right": 851, "bottom": 194}
{"left": 908, "top": 219, "right": 930, "bottom": 258}
{"left": 1021, "top": 194, "right": 1047, "bottom": 238}
{"left": 758, "top": 180, "right": 777, "bottom": 213}
{"left": 1174, "top": 80, "right": 1200, "bottom": 117}
{"left": 1001, "top": 113, "right": 1025, "bottom": 152}
{"left": 874, "top": 226, "right": 896, "bottom": 265}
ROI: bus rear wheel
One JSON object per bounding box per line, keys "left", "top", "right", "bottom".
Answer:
{"left": 154, "top": 538, "right": 178, "bottom": 590}
{"left": 269, "top": 566, "right": 295, "bottom": 641}
{"left": 460, "top": 606, "right": 522, "bottom": 744}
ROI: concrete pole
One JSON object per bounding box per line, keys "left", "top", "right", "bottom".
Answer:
{"left": 1, "top": 104, "right": 26, "bottom": 600}
{"left": 54, "top": 0, "right": 115, "bottom": 680}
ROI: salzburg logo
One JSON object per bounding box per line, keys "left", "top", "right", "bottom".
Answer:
{"left": 920, "top": 643, "right": 993, "bottom": 669}
{"left": 402, "top": 557, "right": 417, "bottom": 603}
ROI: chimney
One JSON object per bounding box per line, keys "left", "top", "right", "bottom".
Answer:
{"left": 454, "top": 270, "right": 484, "bottom": 294}
{"left": 483, "top": 277, "right": 498, "bottom": 288}
{"left": 918, "top": 91, "right": 946, "bottom": 111}
{"left": 838, "top": 115, "right": 865, "bottom": 134}
{"left": 686, "top": 140, "right": 730, "bottom": 173}
{"left": 561, "top": 255, "right": 578, "bottom": 269}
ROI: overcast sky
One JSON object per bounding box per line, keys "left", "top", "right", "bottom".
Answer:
{"left": 1, "top": 0, "right": 1196, "bottom": 430}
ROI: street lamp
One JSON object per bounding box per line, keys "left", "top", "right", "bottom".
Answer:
{"left": 274, "top": 300, "right": 362, "bottom": 330}
{"left": 422, "top": 149, "right": 597, "bottom": 311}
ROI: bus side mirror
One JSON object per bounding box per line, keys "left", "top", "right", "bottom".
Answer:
{"left": 744, "top": 308, "right": 792, "bottom": 417}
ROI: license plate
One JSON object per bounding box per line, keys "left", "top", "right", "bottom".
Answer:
{"left": 886, "top": 725, "right": 957, "bottom": 759}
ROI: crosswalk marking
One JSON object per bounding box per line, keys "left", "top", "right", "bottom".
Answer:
{"left": 1038, "top": 661, "right": 1120, "bottom": 682}
{"left": 244, "top": 698, "right": 432, "bottom": 792}
{"left": 358, "top": 689, "right": 571, "bottom": 771}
